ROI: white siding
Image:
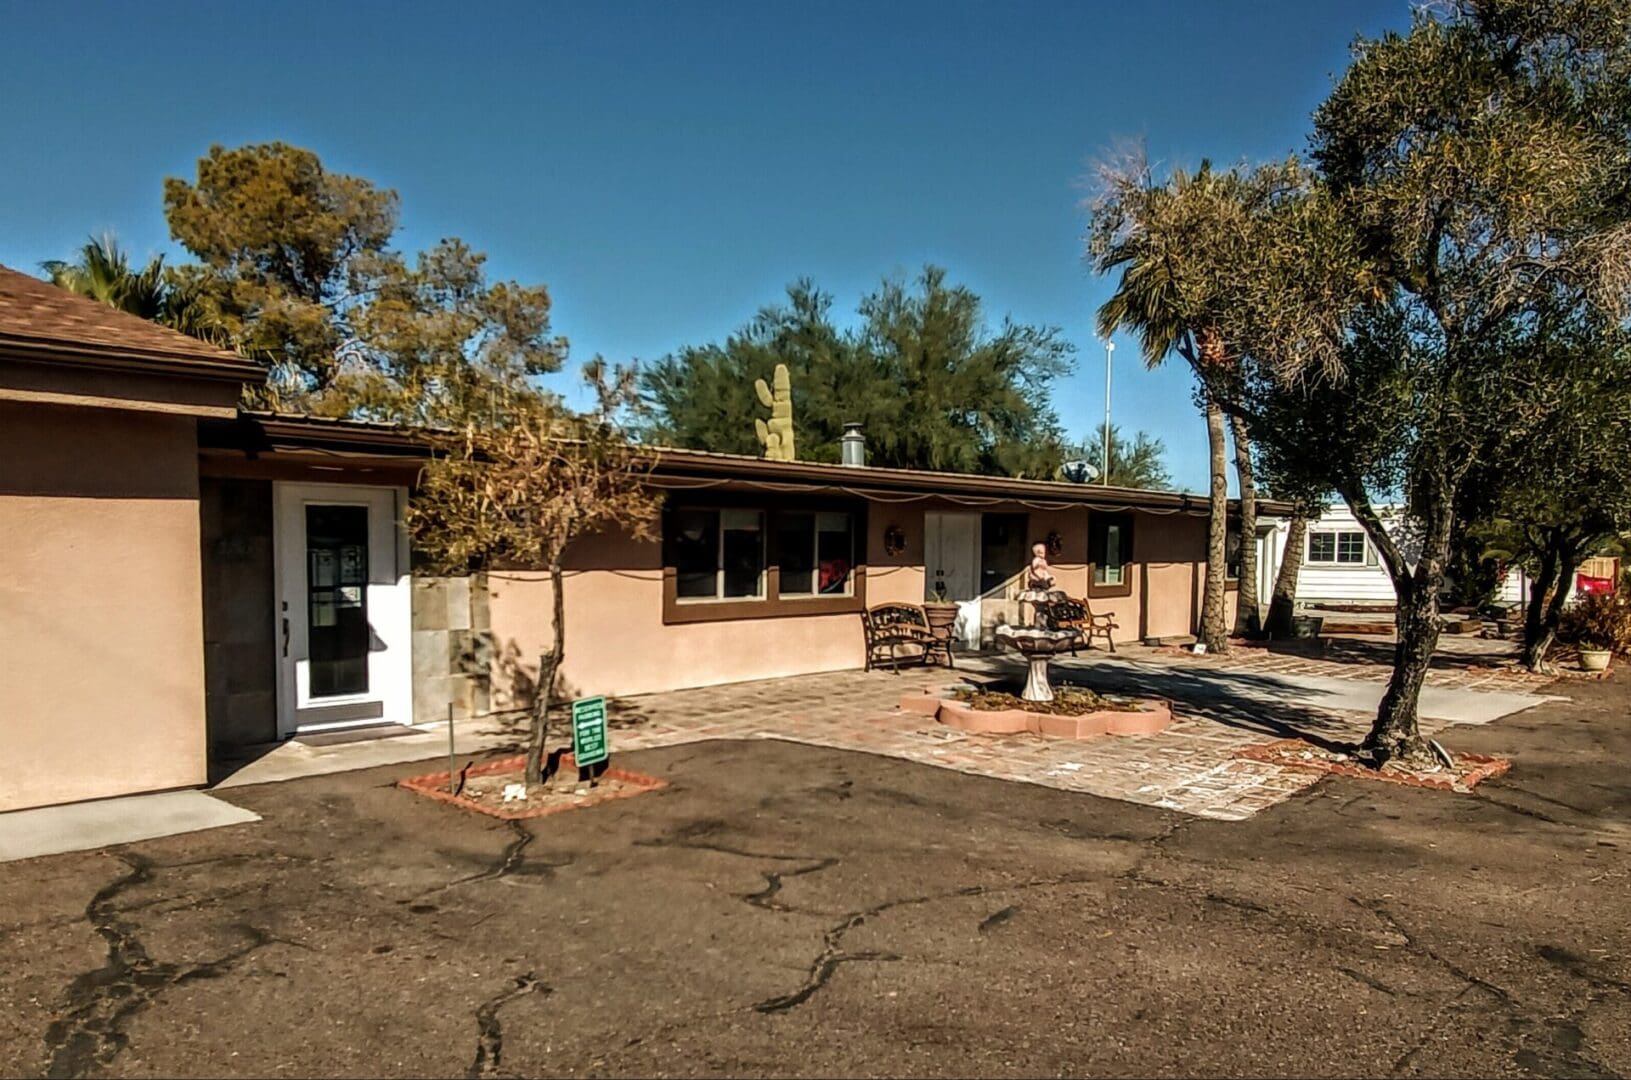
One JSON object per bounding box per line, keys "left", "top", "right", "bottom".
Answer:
{"left": 1281, "top": 505, "right": 1398, "bottom": 605}
{"left": 1261, "top": 504, "right": 1528, "bottom": 608}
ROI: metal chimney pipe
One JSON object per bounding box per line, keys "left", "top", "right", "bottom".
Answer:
{"left": 839, "top": 423, "right": 866, "bottom": 466}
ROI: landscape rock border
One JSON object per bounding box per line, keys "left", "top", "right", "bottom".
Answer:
{"left": 400, "top": 753, "right": 668, "bottom": 819}
{"left": 1234, "top": 738, "right": 1511, "bottom": 791}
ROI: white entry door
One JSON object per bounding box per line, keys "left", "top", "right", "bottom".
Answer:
{"left": 273, "top": 483, "right": 412, "bottom": 737}
{"left": 924, "top": 511, "right": 981, "bottom": 602}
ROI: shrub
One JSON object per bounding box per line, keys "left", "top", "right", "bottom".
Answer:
{"left": 1559, "top": 590, "right": 1631, "bottom": 654}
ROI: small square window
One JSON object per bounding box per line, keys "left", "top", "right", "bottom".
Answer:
{"left": 1336, "top": 532, "right": 1366, "bottom": 564}
{"left": 1090, "top": 513, "right": 1133, "bottom": 589}
{"left": 1308, "top": 530, "right": 1366, "bottom": 565}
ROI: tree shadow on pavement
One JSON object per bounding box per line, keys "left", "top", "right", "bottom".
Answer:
{"left": 972, "top": 655, "right": 1365, "bottom": 753}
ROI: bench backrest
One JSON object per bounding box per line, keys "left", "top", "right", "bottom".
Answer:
{"left": 866, "top": 603, "right": 929, "bottom": 633}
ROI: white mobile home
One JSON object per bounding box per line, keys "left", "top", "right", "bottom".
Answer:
{"left": 1259, "top": 504, "right": 1530, "bottom": 610}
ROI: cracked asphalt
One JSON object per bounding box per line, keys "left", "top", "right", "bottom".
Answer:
{"left": 3, "top": 676, "right": 1630, "bottom": 1079}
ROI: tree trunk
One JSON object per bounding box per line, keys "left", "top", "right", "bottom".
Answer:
{"left": 1521, "top": 541, "right": 1560, "bottom": 673}
{"left": 1199, "top": 395, "right": 1230, "bottom": 652}
{"left": 1347, "top": 490, "right": 1452, "bottom": 768}
{"left": 1228, "top": 412, "right": 1260, "bottom": 637}
{"left": 1365, "top": 578, "right": 1441, "bottom": 767}
{"left": 524, "top": 561, "right": 567, "bottom": 786}
{"left": 1522, "top": 537, "right": 1578, "bottom": 674}
{"left": 1265, "top": 512, "right": 1308, "bottom": 638}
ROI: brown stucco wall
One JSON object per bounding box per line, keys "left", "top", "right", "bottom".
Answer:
{"left": 485, "top": 523, "right": 867, "bottom": 705}
{"left": 0, "top": 401, "right": 208, "bottom": 811}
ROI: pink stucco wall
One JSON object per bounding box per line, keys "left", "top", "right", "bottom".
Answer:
{"left": 483, "top": 500, "right": 1225, "bottom": 705}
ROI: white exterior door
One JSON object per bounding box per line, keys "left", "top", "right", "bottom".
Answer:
{"left": 273, "top": 483, "right": 412, "bottom": 737}
{"left": 924, "top": 511, "right": 981, "bottom": 602}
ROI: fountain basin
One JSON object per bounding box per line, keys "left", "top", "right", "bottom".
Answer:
{"left": 993, "top": 623, "right": 1082, "bottom": 701}
{"left": 937, "top": 696, "right": 1172, "bottom": 738}
{"left": 897, "top": 687, "right": 1175, "bottom": 739}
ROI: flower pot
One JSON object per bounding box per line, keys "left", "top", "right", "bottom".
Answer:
{"left": 1578, "top": 648, "right": 1612, "bottom": 672}
{"left": 1289, "top": 615, "right": 1324, "bottom": 640}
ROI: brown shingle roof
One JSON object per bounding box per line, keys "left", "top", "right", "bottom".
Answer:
{"left": 0, "top": 264, "right": 265, "bottom": 382}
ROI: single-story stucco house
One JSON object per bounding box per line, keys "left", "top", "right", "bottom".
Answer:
{"left": 1, "top": 265, "right": 1284, "bottom": 813}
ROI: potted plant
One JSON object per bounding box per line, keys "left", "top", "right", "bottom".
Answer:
{"left": 1288, "top": 614, "right": 1324, "bottom": 640}
{"left": 1558, "top": 591, "right": 1630, "bottom": 672}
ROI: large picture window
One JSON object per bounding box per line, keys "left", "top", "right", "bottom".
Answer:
{"left": 1307, "top": 529, "right": 1370, "bottom": 565}
{"left": 664, "top": 502, "right": 862, "bottom": 622}
{"left": 1089, "top": 512, "right": 1134, "bottom": 597}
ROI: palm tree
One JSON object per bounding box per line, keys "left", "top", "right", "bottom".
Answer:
{"left": 42, "top": 236, "right": 168, "bottom": 318}
{"left": 42, "top": 235, "right": 224, "bottom": 344}
{"left": 1087, "top": 161, "right": 1261, "bottom": 651}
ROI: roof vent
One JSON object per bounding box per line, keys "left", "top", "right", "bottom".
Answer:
{"left": 839, "top": 423, "right": 866, "bottom": 467}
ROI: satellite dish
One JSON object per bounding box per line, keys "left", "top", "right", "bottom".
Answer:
{"left": 1061, "top": 460, "right": 1100, "bottom": 484}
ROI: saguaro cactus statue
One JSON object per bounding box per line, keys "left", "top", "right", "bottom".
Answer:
{"left": 754, "top": 363, "right": 797, "bottom": 461}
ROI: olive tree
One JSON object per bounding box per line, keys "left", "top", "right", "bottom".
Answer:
{"left": 1474, "top": 325, "right": 1631, "bottom": 671}
{"left": 406, "top": 364, "right": 661, "bottom": 785}
{"left": 1228, "top": 0, "right": 1631, "bottom": 765}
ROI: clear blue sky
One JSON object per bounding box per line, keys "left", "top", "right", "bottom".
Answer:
{"left": 0, "top": 0, "right": 1408, "bottom": 491}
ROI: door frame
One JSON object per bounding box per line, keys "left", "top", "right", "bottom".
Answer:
{"left": 272, "top": 481, "right": 413, "bottom": 738}
{"left": 924, "top": 510, "right": 982, "bottom": 602}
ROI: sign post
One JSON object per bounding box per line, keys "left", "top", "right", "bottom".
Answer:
{"left": 571, "top": 696, "right": 610, "bottom": 780}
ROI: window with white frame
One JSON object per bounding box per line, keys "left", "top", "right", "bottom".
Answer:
{"left": 773, "top": 511, "right": 855, "bottom": 596}
{"left": 1089, "top": 512, "right": 1133, "bottom": 589}
{"left": 673, "top": 508, "right": 766, "bottom": 600}
{"left": 670, "top": 506, "right": 857, "bottom": 603}
{"left": 1307, "top": 529, "right": 1370, "bottom": 565}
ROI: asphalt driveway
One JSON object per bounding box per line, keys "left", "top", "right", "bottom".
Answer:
{"left": 2, "top": 676, "right": 1628, "bottom": 1078}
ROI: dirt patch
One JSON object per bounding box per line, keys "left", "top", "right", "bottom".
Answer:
{"left": 1235, "top": 738, "right": 1510, "bottom": 792}
{"left": 953, "top": 686, "right": 1141, "bottom": 716}
{"left": 399, "top": 753, "right": 666, "bottom": 819}
{"left": 460, "top": 772, "right": 642, "bottom": 811}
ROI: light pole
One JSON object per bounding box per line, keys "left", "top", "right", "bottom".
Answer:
{"left": 1102, "top": 338, "right": 1115, "bottom": 485}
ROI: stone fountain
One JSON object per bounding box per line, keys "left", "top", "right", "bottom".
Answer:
{"left": 994, "top": 589, "right": 1083, "bottom": 702}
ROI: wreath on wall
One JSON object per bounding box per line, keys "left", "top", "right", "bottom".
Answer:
{"left": 883, "top": 524, "right": 907, "bottom": 556}
{"left": 1046, "top": 530, "right": 1064, "bottom": 557}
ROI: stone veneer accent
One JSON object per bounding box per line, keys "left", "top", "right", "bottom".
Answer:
{"left": 412, "top": 573, "right": 494, "bottom": 723}
{"left": 201, "top": 477, "right": 278, "bottom": 748}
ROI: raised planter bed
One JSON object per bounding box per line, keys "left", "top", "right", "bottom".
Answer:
{"left": 1234, "top": 739, "right": 1510, "bottom": 791}
{"left": 400, "top": 753, "right": 667, "bottom": 820}
{"left": 898, "top": 687, "right": 1173, "bottom": 739}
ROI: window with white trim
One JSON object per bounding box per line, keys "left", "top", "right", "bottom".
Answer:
{"left": 673, "top": 508, "right": 766, "bottom": 600}
{"left": 1307, "top": 529, "right": 1370, "bottom": 565}
{"left": 773, "top": 511, "right": 855, "bottom": 596}
{"left": 671, "top": 506, "right": 856, "bottom": 603}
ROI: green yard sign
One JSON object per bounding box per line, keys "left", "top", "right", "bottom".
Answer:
{"left": 571, "top": 696, "right": 610, "bottom": 767}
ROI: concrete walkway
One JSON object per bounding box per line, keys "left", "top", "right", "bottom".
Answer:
{"left": 1025, "top": 653, "right": 1559, "bottom": 727}
{"left": 0, "top": 791, "right": 260, "bottom": 862}
{"left": 210, "top": 716, "right": 525, "bottom": 789}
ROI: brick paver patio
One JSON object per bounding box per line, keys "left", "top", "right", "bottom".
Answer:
{"left": 602, "top": 640, "right": 1557, "bottom": 822}
{"left": 1117, "top": 634, "right": 1561, "bottom": 692}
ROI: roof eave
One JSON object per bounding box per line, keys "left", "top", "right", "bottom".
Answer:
{"left": 0, "top": 336, "right": 266, "bottom": 385}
